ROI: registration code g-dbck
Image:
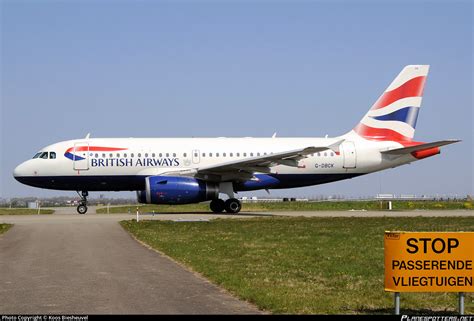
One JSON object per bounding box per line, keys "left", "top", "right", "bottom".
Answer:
{"left": 315, "top": 163, "right": 335, "bottom": 169}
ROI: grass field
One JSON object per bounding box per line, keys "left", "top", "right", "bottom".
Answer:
{"left": 0, "top": 208, "right": 54, "bottom": 215}
{"left": 100, "top": 200, "right": 474, "bottom": 214}
{"left": 0, "top": 224, "right": 13, "bottom": 234}
{"left": 121, "top": 216, "right": 474, "bottom": 314}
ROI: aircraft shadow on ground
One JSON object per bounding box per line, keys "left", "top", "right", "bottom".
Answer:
{"left": 140, "top": 211, "right": 275, "bottom": 217}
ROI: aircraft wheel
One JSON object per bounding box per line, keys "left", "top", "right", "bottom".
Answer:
{"left": 77, "top": 204, "right": 88, "bottom": 215}
{"left": 224, "top": 198, "right": 241, "bottom": 214}
{"left": 210, "top": 199, "right": 225, "bottom": 213}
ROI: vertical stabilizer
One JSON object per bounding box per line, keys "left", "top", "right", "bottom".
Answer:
{"left": 352, "top": 65, "right": 429, "bottom": 141}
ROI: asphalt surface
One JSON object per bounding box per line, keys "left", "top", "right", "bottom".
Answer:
{"left": 0, "top": 212, "right": 262, "bottom": 314}
{"left": 0, "top": 208, "right": 471, "bottom": 314}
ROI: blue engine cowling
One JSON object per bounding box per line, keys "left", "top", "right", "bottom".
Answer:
{"left": 137, "top": 176, "right": 219, "bottom": 204}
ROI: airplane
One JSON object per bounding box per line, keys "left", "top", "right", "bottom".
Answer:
{"left": 13, "top": 65, "right": 460, "bottom": 214}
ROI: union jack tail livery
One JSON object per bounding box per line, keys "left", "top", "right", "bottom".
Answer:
{"left": 353, "top": 65, "right": 429, "bottom": 142}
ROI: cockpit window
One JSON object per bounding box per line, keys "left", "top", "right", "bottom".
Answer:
{"left": 33, "top": 151, "right": 56, "bottom": 159}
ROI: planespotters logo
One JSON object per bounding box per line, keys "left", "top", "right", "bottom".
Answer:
{"left": 64, "top": 146, "right": 180, "bottom": 167}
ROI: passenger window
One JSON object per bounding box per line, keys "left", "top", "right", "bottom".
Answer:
{"left": 138, "top": 153, "right": 142, "bottom": 157}
{"left": 145, "top": 153, "right": 149, "bottom": 158}
{"left": 124, "top": 153, "right": 127, "bottom": 158}
{"left": 236, "top": 153, "right": 240, "bottom": 157}
{"left": 209, "top": 153, "right": 212, "bottom": 157}
{"left": 159, "top": 153, "right": 162, "bottom": 157}
{"left": 250, "top": 153, "right": 253, "bottom": 157}
{"left": 216, "top": 153, "right": 219, "bottom": 157}
{"left": 166, "top": 153, "right": 169, "bottom": 157}
{"left": 95, "top": 153, "right": 98, "bottom": 158}
{"left": 230, "top": 153, "right": 233, "bottom": 157}
{"left": 243, "top": 153, "right": 247, "bottom": 157}
{"left": 257, "top": 153, "right": 260, "bottom": 157}
{"left": 223, "top": 153, "right": 226, "bottom": 157}
{"left": 117, "top": 153, "right": 120, "bottom": 158}
{"left": 50, "top": 152, "right": 56, "bottom": 159}
{"left": 324, "top": 152, "right": 327, "bottom": 157}
{"left": 317, "top": 153, "right": 321, "bottom": 157}
{"left": 152, "top": 153, "right": 155, "bottom": 157}
{"left": 172, "top": 153, "right": 176, "bottom": 157}
{"left": 131, "top": 153, "right": 134, "bottom": 158}
{"left": 194, "top": 153, "right": 198, "bottom": 157}
{"left": 202, "top": 153, "right": 206, "bottom": 157}
{"left": 183, "top": 153, "right": 187, "bottom": 157}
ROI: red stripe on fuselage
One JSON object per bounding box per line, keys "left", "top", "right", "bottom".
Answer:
{"left": 354, "top": 125, "right": 438, "bottom": 159}
{"left": 65, "top": 146, "right": 128, "bottom": 153}
{"left": 371, "top": 76, "right": 426, "bottom": 110}
{"left": 353, "top": 123, "right": 412, "bottom": 142}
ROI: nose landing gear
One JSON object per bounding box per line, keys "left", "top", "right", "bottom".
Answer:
{"left": 76, "top": 191, "right": 88, "bottom": 214}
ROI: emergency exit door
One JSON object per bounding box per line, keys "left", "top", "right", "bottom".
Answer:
{"left": 192, "top": 149, "right": 200, "bottom": 164}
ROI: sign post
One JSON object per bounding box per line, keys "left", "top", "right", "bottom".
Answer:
{"left": 384, "top": 232, "right": 474, "bottom": 314}
{"left": 459, "top": 292, "right": 465, "bottom": 315}
{"left": 394, "top": 292, "right": 400, "bottom": 315}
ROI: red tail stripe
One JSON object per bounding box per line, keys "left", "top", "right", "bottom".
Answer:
{"left": 353, "top": 123, "right": 412, "bottom": 142}
{"left": 65, "top": 146, "right": 128, "bottom": 153}
{"left": 371, "top": 76, "right": 426, "bottom": 110}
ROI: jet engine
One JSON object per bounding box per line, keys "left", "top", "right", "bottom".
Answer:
{"left": 137, "top": 176, "right": 219, "bottom": 204}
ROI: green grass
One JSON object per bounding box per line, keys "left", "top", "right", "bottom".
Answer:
{"left": 121, "top": 216, "right": 474, "bottom": 314}
{"left": 0, "top": 224, "right": 13, "bottom": 234}
{"left": 0, "top": 208, "right": 54, "bottom": 215}
{"left": 97, "top": 203, "right": 210, "bottom": 214}
{"left": 100, "top": 200, "right": 474, "bottom": 214}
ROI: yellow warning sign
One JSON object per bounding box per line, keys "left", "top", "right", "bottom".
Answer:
{"left": 384, "top": 232, "right": 474, "bottom": 292}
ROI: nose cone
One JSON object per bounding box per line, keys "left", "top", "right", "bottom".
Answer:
{"left": 13, "top": 162, "right": 27, "bottom": 179}
{"left": 13, "top": 160, "right": 35, "bottom": 185}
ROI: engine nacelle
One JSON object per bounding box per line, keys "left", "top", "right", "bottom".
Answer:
{"left": 137, "top": 176, "right": 219, "bottom": 205}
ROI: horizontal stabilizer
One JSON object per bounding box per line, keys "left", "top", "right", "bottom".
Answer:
{"left": 381, "top": 139, "right": 461, "bottom": 155}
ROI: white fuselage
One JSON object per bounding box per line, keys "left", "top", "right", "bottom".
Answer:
{"left": 13, "top": 132, "right": 415, "bottom": 193}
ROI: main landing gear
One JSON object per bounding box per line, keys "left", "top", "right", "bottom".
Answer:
{"left": 210, "top": 198, "right": 242, "bottom": 214}
{"left": 76, "top": 191, "right": 88, "bottom": 214}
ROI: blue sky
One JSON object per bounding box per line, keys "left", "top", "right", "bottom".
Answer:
{"left": 1, "top": 1, "right": 472, "bottom": 199}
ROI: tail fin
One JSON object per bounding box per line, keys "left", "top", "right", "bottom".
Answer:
{"left": 352, "top": 65, "right": 429, "bottom": 141}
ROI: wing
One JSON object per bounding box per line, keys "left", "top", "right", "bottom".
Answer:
{"left": 194, "top": 139, "right": 345, "bottom": 182}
